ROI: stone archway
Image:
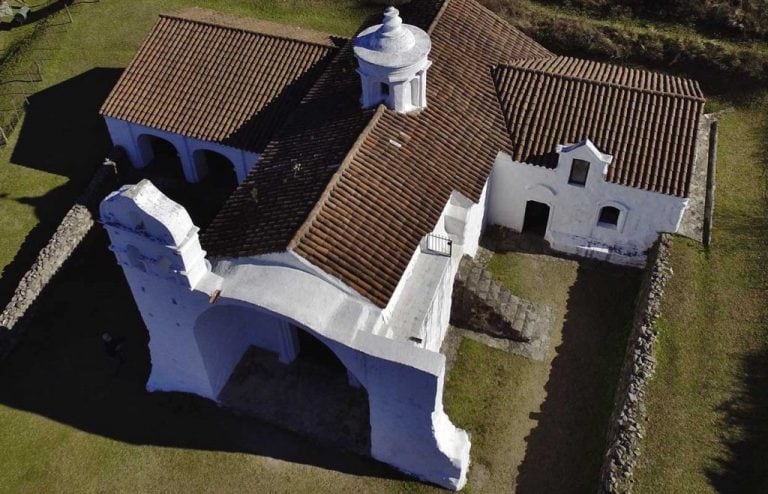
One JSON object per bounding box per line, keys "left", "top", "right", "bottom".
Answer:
{"left": 192, "top": 149, "right": 238, "bottom": 189}
{"left": 136, "top": 134, "right": 185, "bottom": 180}
{"left": 192, "top": 304, "right": 371, "bottom": 455}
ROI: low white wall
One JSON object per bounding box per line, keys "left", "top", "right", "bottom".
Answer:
{"left": 104, "top": 117, "right": 259, "bottom": 184}
{"left": 489, "top": 146, "right": 687, "bottom": 264}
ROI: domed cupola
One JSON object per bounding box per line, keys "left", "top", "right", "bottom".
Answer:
{"left": 353, "top": 6, "right": 432, "bottom": 114}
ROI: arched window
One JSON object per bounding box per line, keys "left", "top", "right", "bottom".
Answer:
{"left": 598, "top": 206, "right": 621, "bottom": 228}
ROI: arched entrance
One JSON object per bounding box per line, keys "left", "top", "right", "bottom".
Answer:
{"left": 193, "top": 305, "right": 370, "bottom": 455}
{"left": 136, "top": 134, "right": 185, "bottom": 180}
{"left": 192, "top": 149, "right": 238, "bottom": 189}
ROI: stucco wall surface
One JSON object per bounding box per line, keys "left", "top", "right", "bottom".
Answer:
{"left": 489, "top": 144, "right": 687, "bottom": 265}
{"left": 105, "top": 117, "right": 259, "bottom": 184}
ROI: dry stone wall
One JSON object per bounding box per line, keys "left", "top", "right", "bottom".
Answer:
{"left": 0, "top": 159, "right": 117, "bottom": 358}
{"left": 599, "top": 234, "right": 673, "bottom": 493}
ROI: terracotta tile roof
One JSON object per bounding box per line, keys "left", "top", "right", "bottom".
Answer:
{"left": 203, "top": 0, "right": 553, "bottom": 307}
{"left": 100, "top": 8, "right": 341, "bottom": 153}
{"left": 493, "top": 56, "right": 705, "bottom": 197}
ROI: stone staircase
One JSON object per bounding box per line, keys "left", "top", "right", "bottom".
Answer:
{"left": 451, "top": 256, "right": 555, "bottom": 359}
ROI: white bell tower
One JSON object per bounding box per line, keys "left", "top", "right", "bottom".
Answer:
{"left": 353, "top": 6, "right": 432, "bottom": 114}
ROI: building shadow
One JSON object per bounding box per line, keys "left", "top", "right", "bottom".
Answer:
{"left": 10, "top": 67, "right": 119, "bottom": 177}
{"left": 491, "top": 232, "right": 641, "bottom": 492}
{"left": 0, "top": 68, "right": 120, "bottom": 303}
{"left": 0, "top": 181, "right": 79, "bottom": 305}
{"left": 0, "top": 228, "right": 405, "bottom": 482}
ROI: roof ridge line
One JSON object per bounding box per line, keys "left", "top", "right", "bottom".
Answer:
{"left": 160, "top": 9, "right": 344, "bottom": 49}
{"left": 427, "top": 0, "right": 451, "bottom": 35}
{"left": 496, "top": 61, "right": 705, "bottom": 103}
{"left": 287, "top": 105, "right": 387, "bottom": 251}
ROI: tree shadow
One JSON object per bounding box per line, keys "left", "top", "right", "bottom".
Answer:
{"left": 706, "top": 345, "right": 768, "bottom": 493}
{"left": 10, "top": 67, "right": 119, "bottom": 177}
{"left": 501, "top": 235, "right": 641, "bottom": 492}
{"left": 0, "top": 228, "right": 405, "bottom": 482}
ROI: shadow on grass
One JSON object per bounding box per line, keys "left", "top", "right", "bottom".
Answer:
{"left": 0, "top": 228, "right": 404, "bottom": 482}
{"left": 11, "top": 67, "right": 118, "bottom": 177}
{"left": 0, "top": 181, "right": 79, "bottom": 303}
{"left": 516, "top": 260, "right": 639, "bottom": 493}
{"left": 706, "top": 345, "right": 768, "bottom": 493}
{"left": 484, "top": 229, "right": 641, "bottom": 492}
{"left": 0, "top": 68, "right": 119, "bottom": 303}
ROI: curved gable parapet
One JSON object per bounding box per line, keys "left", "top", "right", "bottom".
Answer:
{"left": 100, "top": 180, "right": 196, "bottom": 247}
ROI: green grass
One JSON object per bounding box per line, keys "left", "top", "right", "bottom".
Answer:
{"left": 0, "top": 0, "right": 375, "bottom": 284}
{"left": 477, "top": 249, "right": 639, "bottom": 492}
{"left": 633, "top": 95, "right": 768, "bottom": 492}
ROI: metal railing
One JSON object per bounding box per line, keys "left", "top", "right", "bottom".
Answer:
{"left": 422, "top": 233, "right": 452, "bottom": 257}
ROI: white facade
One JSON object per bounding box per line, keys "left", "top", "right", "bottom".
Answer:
{"left": 354, "top": 7, "right": 431, "bottom": 113}
{"left": 105, "top": 117, "right": 259, "bottom": 184}
{"left": 100, "top": 180, "right": 488, "bottom": 491}
{"left": 488, "top": 140, "right": 688, "bottom": 265}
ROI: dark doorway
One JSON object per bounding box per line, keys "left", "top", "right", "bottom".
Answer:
{"left": 522, "top": 200, "right": 550, "bottom": 236}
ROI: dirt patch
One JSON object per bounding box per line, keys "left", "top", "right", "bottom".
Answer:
{"left": 218, "top": 346, "right": 371, "bottom": 457}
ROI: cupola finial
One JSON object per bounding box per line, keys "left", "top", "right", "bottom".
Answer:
{"left": 353, "top": 7, "right": 432, "bottom": 113}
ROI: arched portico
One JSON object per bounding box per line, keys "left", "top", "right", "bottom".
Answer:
{"left": 136, "top": 134, "right": 186, "bottom": 181}
{"left": 103, "top": 117, "right": 259, "bottom": 185}
{"left": 101, "top": 181, "right": 470, "bottom": 489}
{"left": 192, "top": 149, "right": 238, "bottom": 190}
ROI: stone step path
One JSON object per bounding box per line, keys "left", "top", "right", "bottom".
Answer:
{"left": 450, "top": 255, "right": 555, "bottom": 360}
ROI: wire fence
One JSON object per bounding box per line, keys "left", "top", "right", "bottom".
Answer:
{"left": 0, "top": 0, "right": 99, "bottom": 146}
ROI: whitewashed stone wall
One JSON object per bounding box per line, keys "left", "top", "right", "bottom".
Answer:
{"left": 488, "top": 141, "right": 687, "bottom": 265}
{"left": 104, "top": 117, "right": 259, "bottom": 184}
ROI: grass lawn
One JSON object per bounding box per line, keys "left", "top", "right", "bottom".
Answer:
{"left": 0, "top": 0, "right": 376, "bottom": 301}
{"left": 632, "top": 94, "right": 768, "bottom": 493}
{"left": 478, "top": 247, "right": 639, "bottom": 492}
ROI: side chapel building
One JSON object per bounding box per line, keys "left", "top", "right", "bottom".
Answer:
{"left": 97, "top": 0, "right": 708, "bottom": 489}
